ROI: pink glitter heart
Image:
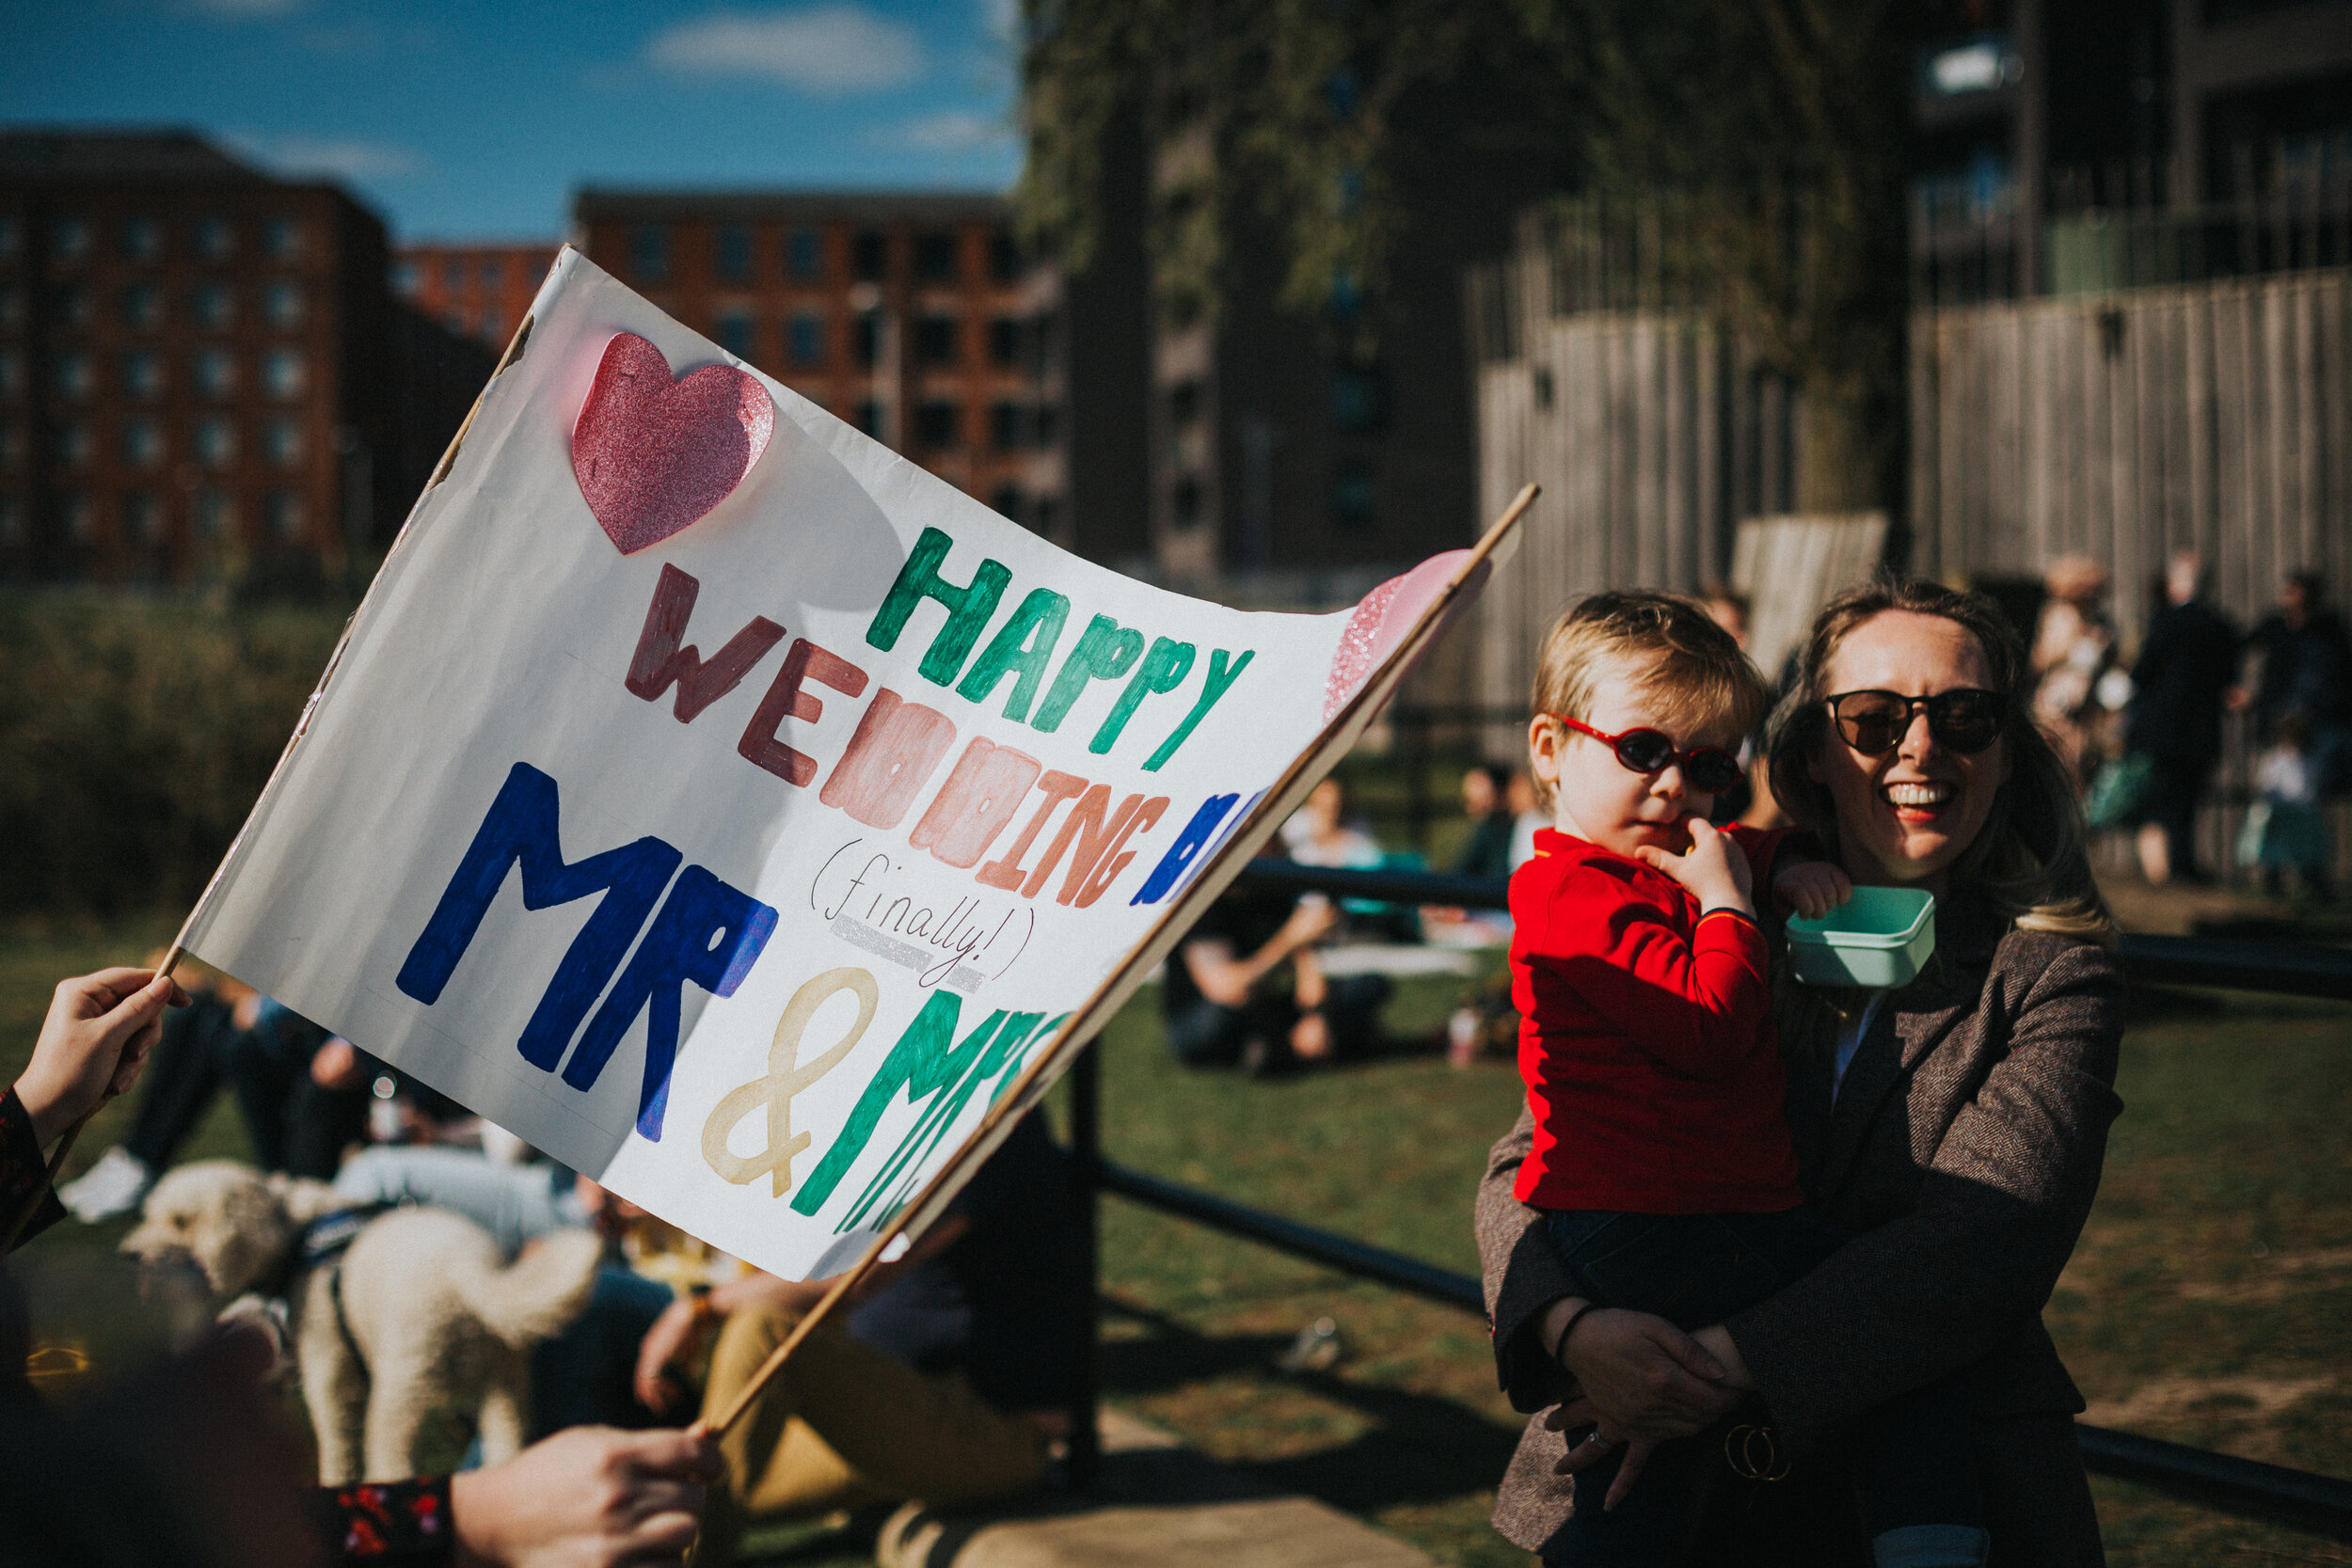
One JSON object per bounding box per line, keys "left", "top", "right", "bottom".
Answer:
{"left": 571, "top": 333, "right": 776, "bottom": 554}
{"left": 1323, "top": 550, "right": 1472, "bottom": 719}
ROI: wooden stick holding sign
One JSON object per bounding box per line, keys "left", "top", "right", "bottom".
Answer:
{"left": 691, "top": 481, "right": 1537, "bottom": 1442}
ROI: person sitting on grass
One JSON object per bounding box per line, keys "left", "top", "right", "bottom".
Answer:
{"left": 1495, "top": 590, "right": 1987, "bottom": 1567}
{"left": 630, "top": 1111, "right": 1083, "bottom": 1568}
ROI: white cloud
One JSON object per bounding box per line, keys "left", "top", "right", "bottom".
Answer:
{"left": 883, "top": 109, "right": 1014, "bottom": 151}
{"left": 647, "top": 6, "right": 926, "bottom": 94}
{"left": 226, "top": 133, "right": 425, "bottom": 180}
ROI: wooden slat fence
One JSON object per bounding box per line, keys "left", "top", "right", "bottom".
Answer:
{"left": 1911, "top": 268, "right": 2352, "bottom": 645}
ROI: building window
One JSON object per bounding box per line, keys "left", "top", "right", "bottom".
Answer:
{"left": 194, "top": 417, "right": 235, "bottom": 468}
{"left": 481, "top": 257, "right": 503, "bottom": 288}
{"left": 633, "top": 225, "right": 670, "bottom": 283}
{"left": 991, "top": 483, "right": 1025, "bottom": 524}
{"left": 913, "top": 314, "right": 959, "bottom": 367}
{"left": 0, "top": 286, "right": 17, "bottom": 330}
{"left": 445, "top": 309, "right": 470, "bottom": 337}
{"left": 991, "top": 401, "right": 1025, "bottom": 451}
{"left": 787, "top": 310, "right": 824, "bottom": 367}
{"left": 58, "top": 493, "right": 92, "bottom": 543}
{"left": 57, "top": 422, "right": 92, "bottom": 467}
{"left": 56, "top": 283, "right": 90, "bottom": 328}
{"left": 120, "top": 215, "right": 161, "bottom": 262}
{"left": 714, "top": 309, "right": 755, "bottom": 361}
{"left": 0, "top": 423, "right": 18, "bottom": 466}
{"left": 787, "top": 227, "right": 823, "bottom": 280}
{"left": 263, "top": 281, "right": 305, "bottom": 328}
{"left": 852, "top": 311, "right": 882, "bottom": 369}
{"left": 122, "top": 351, "right": 164, "bottom": 400}
{"left": 1033, "top": 495, "right": 1058, "bottom": 537}
{"left": 1033, "top": 405, "right": 1058, "bottom": 447}
{"left": 716, "top": 226, "right": 753, "bottom": 282}
{"left": 0, "top": 218, "right": 18, "bottom": 260}
{"left": 443, "top": 256, "right": 466, "bottom": 292}
{"left": 914, "top": 401, "right": 960, "bottom": 449}
{"left": 263, "top": 349, "right": 306, "bottom": 400}
{"left": 1170, "top": 478, "right": 1202, "bottom": 531}
{"left": 192, "top": 283, "right": 232, "bottom": 330}
{"left": 989, "top": 317, "right": 1022, "bottom": 368}
{"left": 1168, "top": 379, "right": 1200, "bottom": 428}
{"left": 193, "top": 488, "right": 232, "bottom": 539}
{"left": 122, "top": 419, "right": 164, "bottom": 467}
{"left": 194, "top": 215, "right": 232, "bottom": 261}
{"left": 51, "top": 215, "right": 90, "bottom": 261}
{"left": 262, "top": 418, "right": 304, "bottom": 467}
{"left": 853, "top": 230, "right": 887, "bottom": 282}
{"left": 55, "top": 353, "right": 92, "bottom": 399}
{"left": 119, "top": 283, "right": 162, "bottom": 330}
{"left": 0, "top": 350, "right": 20, "bottom": 398}
{"left": 121, "top": 491, "right": 161, "bottom": 542}
{"left": 854, "top": 399, "right": 883, "bottom": 438}
{"left": 262, "top": 215, "right": 302, "bottom": 261}
{"left": 262, "top": 490, "right": 305, "bottom": 540}
{"left": 195, "top": 349, "right": 236, "bottom": 398}
{"left": 990, "top": 230, "right": 1022, "bottom": 284}
{"left": 0, "top": 491, "right": 20, "bottom": 545}
{"left": 1331, "top": 455, "right": 1376, "bottom": 529}
{"left": 914, "top": 231, "right": 957, "bottom": 283}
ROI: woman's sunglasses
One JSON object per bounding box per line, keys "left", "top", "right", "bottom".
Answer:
{"left": 1550, "top": 715, "right": 1745, "bottom": 793}
{"left": 1825, "top": 689, "right": 2005, "bottom": 756}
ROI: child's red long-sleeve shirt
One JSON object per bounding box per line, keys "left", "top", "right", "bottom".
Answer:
{"left": 1509, "top": 826, "right": 1804, "bottom": 1213}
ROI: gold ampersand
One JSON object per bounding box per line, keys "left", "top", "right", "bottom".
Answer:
{"left": 702, "top": 967, "right": 878, "bottom": 1197}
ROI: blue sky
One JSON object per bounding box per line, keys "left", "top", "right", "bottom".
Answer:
{"left": 1, "top": 0, "right": 1024, "bottom": 241}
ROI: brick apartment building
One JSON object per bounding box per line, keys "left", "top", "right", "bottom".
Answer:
{"left": 395, "top": 241, "right": 559, "bottom": 354}
{"left": 0, "top": 129, "right": 399, "bottom": 584}
{"left": 572, "top": 190, "right": 1068, "bottom": 543}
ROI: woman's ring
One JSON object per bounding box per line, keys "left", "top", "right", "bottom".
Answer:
{"left": 1580, "top": 1432, "right": 1624, "bottom": 1452}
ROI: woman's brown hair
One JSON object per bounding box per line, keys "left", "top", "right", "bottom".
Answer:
{"left": 1765, "top": 578, "right": 2116, "bottom": 946}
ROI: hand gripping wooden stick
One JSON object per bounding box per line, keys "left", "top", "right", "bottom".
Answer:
{"left": 0, "top": 943, "right": 189, "bottom": 1255}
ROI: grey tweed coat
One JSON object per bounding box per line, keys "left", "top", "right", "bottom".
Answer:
{"left": 1476, "top": 900, "right": 2124, "bottom": 1565}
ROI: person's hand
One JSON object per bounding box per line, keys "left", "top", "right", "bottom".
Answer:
{"left": 633, "top": 1297, "right": 714, "bottom": 1415}
{"left": 1772, "top": 859, "right": 1852, "bottom": 920}
{"left": 1633, "top": 818, "right": 1754, "bottom": 916}
{"left": 451, "top": 1426, "right": 720, "bottom": 1568}
{"left": 1543, "top": 1404, "right": 1662, "bottom": 1511}
{"left": 2225, "top": 686, "right": 2252, "bottom": 713}
{"left": 1277, "top": 895, "right": 1342, "bottom": 954}
{"left": 14, "top": 968, "right": 188, "bottom": 1148}
{"left": 1551, "top": 1307, "right": 1739, "bottom": 1457}
{"left": 310, "top": 1037, "right": 367, "bottom": 1091}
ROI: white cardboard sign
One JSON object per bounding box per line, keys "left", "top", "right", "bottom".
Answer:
{"left": 183, "top": 248, "right": 1523, "bottom": 1280}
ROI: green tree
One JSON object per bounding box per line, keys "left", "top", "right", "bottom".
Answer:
{"left": 1019, "top": 0, "right": 1915, "bottom": 512}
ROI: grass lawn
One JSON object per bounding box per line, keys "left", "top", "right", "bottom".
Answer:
{"left": 4, "top": 919, "right": 2346, "bottom": 1566}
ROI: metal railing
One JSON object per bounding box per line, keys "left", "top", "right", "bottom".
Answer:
{"left": 1064, "top": 858, "right": 2352, "bottom": 1541}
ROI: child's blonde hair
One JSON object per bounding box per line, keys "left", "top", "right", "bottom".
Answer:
{"left": 1530, "top": 591, "right": 1770, "bottom": 805}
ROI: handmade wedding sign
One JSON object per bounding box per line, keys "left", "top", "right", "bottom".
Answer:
{"left": 180, "top": 246, "right": 1528, "bottom": 1281}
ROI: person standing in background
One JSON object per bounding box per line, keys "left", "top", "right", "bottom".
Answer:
{"left": 2031, "top": 556, "right": 2117, "bottom": 784}
{"left": 2125, "top": 552, "right": 2241, "bottom": 885}
{"left": 2243, "top": 571, "right": 2352, "bottom": 798}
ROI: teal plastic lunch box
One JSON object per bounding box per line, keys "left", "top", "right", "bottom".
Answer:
{"left": 1786, "top": 886, "right": 1936, "bottom": 988}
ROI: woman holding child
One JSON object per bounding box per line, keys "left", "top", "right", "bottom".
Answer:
{"left": 1480, "top": 581, "right": 2122, "bottom": 1566}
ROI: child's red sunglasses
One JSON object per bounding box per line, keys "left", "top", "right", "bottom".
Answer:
{"left": 1549, "top": 715, "right": 1745, "bottom": 794}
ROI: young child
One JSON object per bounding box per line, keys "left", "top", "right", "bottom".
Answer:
{"left": 1508, "top": 591, "right": 1986, "bottom": 1568}
{"left": 2239, "top": 712, "right": 2335, "bottom": 901}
